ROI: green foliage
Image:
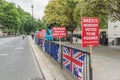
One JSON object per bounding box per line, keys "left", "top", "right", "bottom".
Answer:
{"left": 45, "top": 0, "right": 78, "bottom": 29}
{"left": 45, "top": 0, "right": 120, "bottom": 43}
{"left": 45, "top": 0, "right": 79, "bottom": 43}
{"left": 34, "top": 19, "right": 46, "bottom": 31}
{"left": 74, "top": 0, "right": 109, "bottom": 29}
{"left": 108, "top": 0, "right": 120, "bottom": 21}
{"left": 45, "top": 0, "right": 118, "bottom": 31}
{"left": 0, "top": 0, "right": 43, "bottom": 35}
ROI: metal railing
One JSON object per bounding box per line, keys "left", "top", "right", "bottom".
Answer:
{"left": 36, "top": 38, "right": 92, "bottom": 80}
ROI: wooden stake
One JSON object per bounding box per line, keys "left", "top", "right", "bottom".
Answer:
{"left": 90, "top": 45, "right": 92, "bottom": 64}
{"left": 59, "top": 37, "right": 63, "bottom": 69}
{"left": 90, "top": 45, "right": 93, "bottom": 80}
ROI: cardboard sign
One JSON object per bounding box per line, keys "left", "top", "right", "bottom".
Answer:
{"left": 82, "top": 17, "right": 100, "bottom": 47}
{"left": 52, "top": 27, "right": 66, "bottom": 38}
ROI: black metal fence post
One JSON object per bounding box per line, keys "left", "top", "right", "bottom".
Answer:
{"left": 60, "top": 45, "right": 63, "bottom": 69}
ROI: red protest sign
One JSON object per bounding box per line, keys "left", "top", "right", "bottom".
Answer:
{"left": 41, "top": 29, "right": 46, "bottom": 38}
{"left": 37, "top": 31, "right": 42, "bottom": 38}
{"left": 82, "top": 17, "right": 100, "bottom": 47}
{"left": 52, "top": 27, "right": 66, "bottom": 38}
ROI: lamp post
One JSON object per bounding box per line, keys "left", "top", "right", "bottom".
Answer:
{"left": 31, "top": 5, "right": 34, "bottom": 28}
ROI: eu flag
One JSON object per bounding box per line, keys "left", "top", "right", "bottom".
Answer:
{"left": 51, "top": 43, "right": 59, "bottom": 61}
{"left": 45, "top": 41, "right": 51, "bottom": 55}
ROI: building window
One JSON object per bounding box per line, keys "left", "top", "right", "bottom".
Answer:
{"left": 114, "top": 26, "right": 117, "bottom": 35}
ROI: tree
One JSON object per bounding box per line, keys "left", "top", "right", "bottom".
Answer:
{"left": 0, "top": 0, "right": 40, "bottom": 35}
{"left": 34, "top": 19, "right": 46, "bottom": 31}
{"left": 108, "top": 0, "right": 120, "bottom": 21}
{"left": 45, "top": 0, "right": 78, "bottom": 43}
{"left": 74, "top": 0, "right": 109, "bottom": 29}
{"left": 1, "top": 2, "right": 18, "bottom": 34}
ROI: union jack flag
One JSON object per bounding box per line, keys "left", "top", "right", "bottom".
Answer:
{"left": 41, "top": 40, "right": 45, "bottom": 50}
{"left": 63, "top": 47, "right": 72, "bottom": 71}
{"left": 41, "top": 40, "right": 45, "bottom": 47}
{"left": 35, "top": 38, "right": 38, "bottom": 44}
{"left": 63, "top": 47, "right": 86, "bottom": 80}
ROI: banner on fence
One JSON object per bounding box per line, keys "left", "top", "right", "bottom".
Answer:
{"left": 63, "top": 47, "right": 72, "bottom": 71}
{"left": 63, "top": 47, "right": 86, "bottom": 80}
{"left": 35, "top": 38, "right": 38, "bottom": 44}
{"left": 39, "top": 39, "right": 45, "bottom": 47}
{"left": 82, "top": 17, "right": 100, "bottom": 47}
{"left": 45, "top": 41, "right": 51, "bottom": 54}
{"left": 51, "top": 43, "right": 60, "bottom": 61}
{"left": 72, "top": 49, "right": 86, "bottom": 80}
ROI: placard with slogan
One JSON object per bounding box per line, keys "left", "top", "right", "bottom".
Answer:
{"left": 52, "top": 27, "right": 66, "bottom": 38}
{"left": 82, "top": 17, "right": 100, "bottom": 47}
{"left": 37, "top": 31, "right": 42, "bottom": 38}
{"left": 41, "top": 29, "right": 46, "bottom": 38}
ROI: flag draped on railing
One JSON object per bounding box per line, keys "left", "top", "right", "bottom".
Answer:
{"left": 62, "top": 46, "right": 86, "bottom": 80}
{"left": 36, "top": 38, "right": 91, "bottom": 80}
{"left": 35, "top": 38, "right": 38, "bottom": 44}
{"left": 39, "top": 39, "right": 44, "bottom": 47}
{"left": 45, "top": 41, "right": 51, "bottom": 55}
{"left": 51, "top": 43, "right": 60, "bottom": 61}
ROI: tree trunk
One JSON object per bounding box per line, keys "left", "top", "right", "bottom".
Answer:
{"left": 70, "top": 30, "right": 73, "bottom": 44}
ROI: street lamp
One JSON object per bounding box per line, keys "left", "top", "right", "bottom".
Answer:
{"left": 31, "top": 5, "right": 34, "bottom": 28}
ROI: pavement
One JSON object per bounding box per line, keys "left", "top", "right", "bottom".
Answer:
{"left": 29, "top": 36, "right": 120, "bottom": 80}
{"left": 29, "top": 37, "right": 74, "bottom": 80}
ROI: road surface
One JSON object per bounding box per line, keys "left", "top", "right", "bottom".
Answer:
{"left": 0, "top": 36, "right": 41, "bottom": 80}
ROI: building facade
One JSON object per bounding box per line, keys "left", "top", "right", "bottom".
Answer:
{"left": 108, "top": 20, "right": 120, "bottom": 46}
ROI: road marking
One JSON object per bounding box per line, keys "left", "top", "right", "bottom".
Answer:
{"left": 6, "top": 45, "right": 14, "bottom": 47}
{"left": 28, "top": 77, "right": 41, "bottom": 80}
{"left": 14, "top": 47, "right": 24, "bottom": 50}
{"left": 0, "top": 43, "right": 3, "bottom": 45}
{"left": 0, "top": 53, "right": 8, "bottom": 56}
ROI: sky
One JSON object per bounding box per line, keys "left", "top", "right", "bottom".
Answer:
{"left": 5, "top": 0, "right": 49, "bottom": 19}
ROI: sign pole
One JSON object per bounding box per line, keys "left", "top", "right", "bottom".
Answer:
{"left": 59, "top": 36, "right": 61, "bottom": 64}
{"left": 90, "top": 45, "right": 93, "bottom": 80}
{"left": 90, "top": 45, "right": 92, "bottom": 64}
{"left": 59, "top": 37, "right": 63, "bottom": 69}
{"left": 52, "top": 27, "right": 66, "bottom": 69}
{"left": 81, "top": 17, "right": 100, "bottom": 80}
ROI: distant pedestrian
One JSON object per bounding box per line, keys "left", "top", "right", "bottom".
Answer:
{"left": 76, "top": 38, "right": 78, "bottom": 42}
{"left": 100, "top": 35, "right": 102, "bottom": 44}
{"left": 31, "top": 34, "right": 34, "bottom": 40}
{"left": 105, "top": 35, "right": 108, "bottom": 46}
{"left": 22, "top": 35, "right": 25, "bottom": 40}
